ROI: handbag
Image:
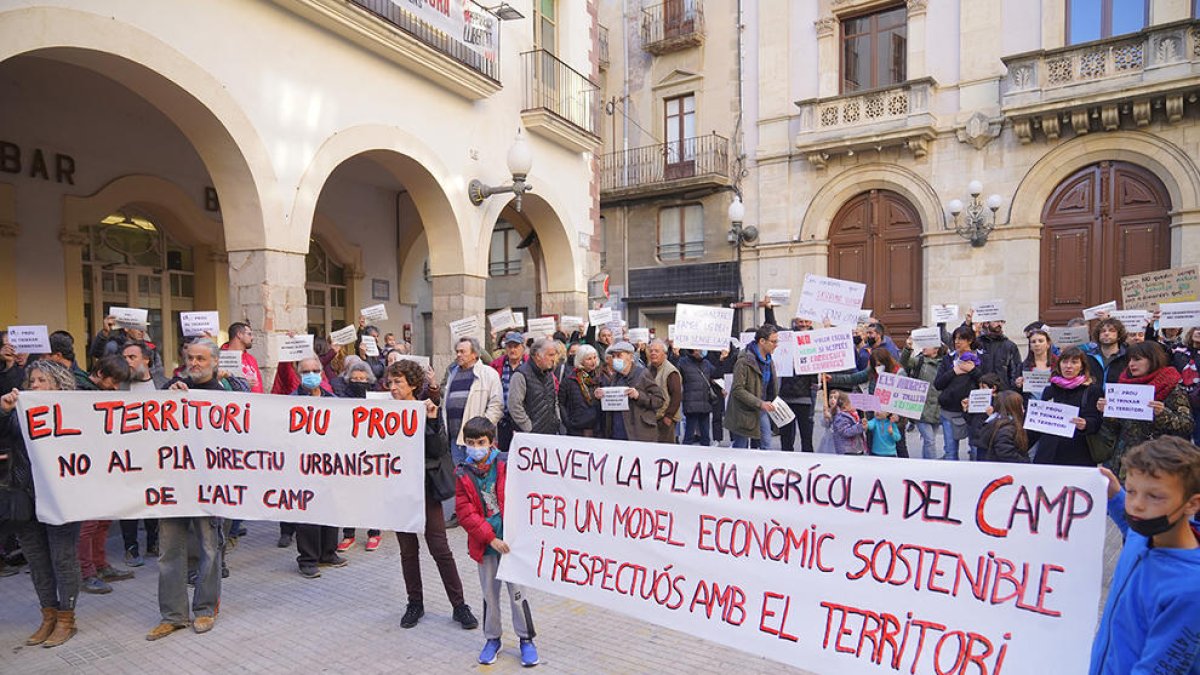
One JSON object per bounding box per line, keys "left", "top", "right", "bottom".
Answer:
{"left": 424, "top": 430, "right": 457, "bottom": 502}
{"left": 1086, "top": 423, "right": 1119, "bottom": 464}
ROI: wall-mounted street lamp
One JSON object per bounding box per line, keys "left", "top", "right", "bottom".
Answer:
{"left": 945, "top": 180, "right": 1003, "bottom": 247}
{"left": 726, "top": 196, "right": 757, "bottom": 245}
{"left": 483, "top": 3, "right": 524, "bottom": 20}
{"left": 470, "top": 129, "right": 534, "bottom": 212}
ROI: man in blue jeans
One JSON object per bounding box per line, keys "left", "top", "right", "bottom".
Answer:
{"left": 726, "top": 325, "right": 780, "bottom": 449}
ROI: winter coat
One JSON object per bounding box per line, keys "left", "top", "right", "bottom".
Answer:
{"left": 829, "top": 410, "right": 867, "bottom": 455}
{"left": 761, "top": 307, "right": 817, "bottom": 404}
{"left": 1082, "top": 343, "right": 1130, "bottom": 385}
{"left": 455, "top": 459, "right": 508, "bottom": 564}
{"left": 508, "top": 360, "right": 560, "bottom": 434}
{"left": 600, "top": 364, "right": 665, "bottom": 442}
{"left": 559, "top": 368, "right": 602, "bottom": 436}
{"left": 934, "top": 353, "right": 982, "bottom": 412}
{"left": 1030, "top": 382, "right": 1103, "bottom": 467}
{"left": 725, "top": 347, "right": 778, "bottom": 439}
{"left": 979, "top": 417, "right": 1029, "bottom": 463}
{"left": 976, "top": 332, "right": 1022, "bottom": 389}
{"left": 902, "top": 348, "right": 943, "bottom": 425}
{"left": 676, "top": 353, "right": 716, "bottom": 415}
{"left": 440, "top": 360, "right": 504, "bottom": 445}
{"left": 1172, "top": 343, "right": 1200, "bottom": 409}
{"left": 1104, "top": 383, "right": 1194, "bottom": 471}
{"left": 1089, "top": 491, "right": 1200, "bottom": 675}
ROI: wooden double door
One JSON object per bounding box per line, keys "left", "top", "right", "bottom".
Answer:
{"left": 1040, "top": 161, "right": 1171, "bottom": 326}
{"left": 828, "top": 190, "right": 923, "bottom": 336}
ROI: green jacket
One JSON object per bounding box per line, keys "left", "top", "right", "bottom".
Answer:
{"left": 725, "top": 348, "right": 777, "bottom": 439}
{"left": 902, "top": 348, "right": 943, "bottom": 425}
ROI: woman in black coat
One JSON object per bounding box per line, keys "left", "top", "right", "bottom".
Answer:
{"left": 980, "top": 391, "right": 1030, "bottom": 463}
{"left": 559, "top": 344, "right": 602, "bottom": 436}
{"left": 1030, "top": 346, "right": 1103, "bottom": 466}
{"left": 676, "top": 348, "right": 716, "bottom": 446}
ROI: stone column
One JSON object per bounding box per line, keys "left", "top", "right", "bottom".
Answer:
{"left": 226, "top": 249, "right": 308, "bottom": 387}
{"left": 1174, "top": 210, "right": 1200, "bottom": 267}
{"left": 58, "top": 227, "right": 89, "bottom": 346}
{"left": 814, "top": 15, "right": 839, "bottom": 98}
{"left": 431, "top": 273, "right": 487, "bottom": 376}
{"left": 0, "top": 219, "right": 17, "bottom": 326}
{"left": 906, "top": 0, "right": 928, "bottom": 81}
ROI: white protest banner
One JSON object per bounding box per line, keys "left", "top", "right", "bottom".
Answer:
{"left": 111, "top": 307, "right": 148, "bottom": 330}
{"left": 512, "top": 312, "right": 526, "bottom": 329}
{"left": 588, "top": 307, "right": 613, "bottom": 326}
{"left": 796, "top": 274, "right": 866, "bottom": 327}
{"left": 5, "top": 325, "right": 51, "bottom": 353}
{"left": 909, "top": 327, "right": 943, "bottom": 350}
{"left": 1022, "top": 369, "right": 1052, "bottom": 398}
{"left": 1121, "top": 265, "right": 1200, "bottom": 311}
{"left": 1046, "top": 326, "right": 1090, "bottom": 348}
{"left": 360, "top": 335, "right": 380, "bottom": 357}
{"left": 499, "top": 433, "right": 1107, "bottom": 674}
{"left": 395, "top": 354, "right": 431, "bottom": 369}
{"left": 488, "top": 308, "right": 517, "bottom": 333}
{"left": 1157, "top": 301, "right": 1200, "bottom": 329}
{"left": 1108, "top": 310, "right": 1149, "bottom": 329}
{"left": 857, "top": 309, "right": 873, "bottom": 325}
{"left": 1025, "top": 399, "right": 1080, "bottom": 438}
{"left": 930, "top": 304, "right": 960, "bottom": 325}
{"left": 276, "top": 334, "right": 315, "bottom": 363}
{"left": 218, "top": 350, "right": 243, "bottom": 372}
{"left": 765, "top": 289, "right": 792, "bottom": 307}
{"left": 772, "top": 331, "right": 798, "bottom": 378}
{"left": 793, "top": 327, "right": 856, "bottom": 375}
{"left": 329, "top": 324, "right": 358, "bottom": 347}
{"left": 971, "top": 300, "right": 1005, "bottom": 322}
{"left": 967, "top": 389, "right": 993, "bottom": 414}
{"left": 847, "top": 393, "right": 881, "bottom": 413}
{"left": 600, "top": 387, "right": 629, "bottom": 411}
{"left": 672, "top": 304, "right": 735, "bottom": 352}
{"left": 667, "top": 325, "right": 675, "bottom": 341}
{"left": 449, "top": 316, "right": 481, "bottom": 342}
{"left": 360, "top": 304, "right": 388, "bottom": 323}
{"left": 366, "top": 391, "right": 393, "bottom": 400}
{"left": 527, "top": 317, "right": 557, "bottom": 337}
{"left": 560, "top": 316, "right": 584, "bottom": 334}
{"left": 1081, "top": 301, "right": 1117, "bottom": 321}
{"left": 1103, "top": 383, "right": 1154, "bottom": 422}
{"left": 766, "top": 397, "right": 795, "bottom": 427}
{"left": 15, "top": 391, "right": 427, "bottom": 531}
{"left": 180, "top": 311, "right": 219, "bottom": 338}
{"left": 874, "top": 372, "right": 930, "bottom": 419}
{"left": 628, "top": 328, "right": 651, "bottom": 344}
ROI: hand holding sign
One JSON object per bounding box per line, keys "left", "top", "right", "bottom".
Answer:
{"left": 5, "top": 325, "right": 51, "bottom": 354}
{"left": 180, "top": 311, "right": 220, "bottom": 338}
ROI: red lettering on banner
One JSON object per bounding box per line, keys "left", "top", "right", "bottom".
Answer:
{"left": 26, "top": 405, "right": 51, "bottom": 439}
{"left": 145, "top": 486, "right": 176, "bottom": 506}
{"left": 348, "top": 406, "right": 418, "bottom": 439}
{"left": 758, "top": 592, "right": 799, "bottom": 642}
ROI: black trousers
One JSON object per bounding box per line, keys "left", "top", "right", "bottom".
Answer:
{"left": 779, "top": 401, "right": 815, "bottom": 452}
{"left": 120, "top": 519, "right": 158, "bottom": 553}
{"left": 295, "top": 525, "right": 338, "bottom": 568}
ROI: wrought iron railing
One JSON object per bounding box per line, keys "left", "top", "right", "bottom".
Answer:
{"left": 600, "top": 133, "right": 730, "bottom": 192}
{"left": 521, "top": 50, "right": 601, "bottom": 136}
{"left": 641, "top": 0, "right": 704, "bottom": 53}
{"left": 349, "top": 0, "right": 499, "bottom": 82}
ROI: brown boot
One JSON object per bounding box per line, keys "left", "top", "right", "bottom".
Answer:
{"left": 41, "top": 610, "right": 76, "bottom": 648}
{"left": 26, "top": 607, "right": 57, "bottom": 645}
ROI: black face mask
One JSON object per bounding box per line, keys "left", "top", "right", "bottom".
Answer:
{"left": 866, "top": 337, "right": 878, "bottom": 347}
{"left": 1124, "top": 505, "right": 1187, "bottom": 539}
{"left": 345, "top": 381, "right": 370, "bottom": 399}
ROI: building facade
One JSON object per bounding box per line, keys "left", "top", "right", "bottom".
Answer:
{"left": 741, "top": 0, "right": 1200, "bottom": 338}
{"left": 0, "top": 0, "right": 602, "bottom": 374}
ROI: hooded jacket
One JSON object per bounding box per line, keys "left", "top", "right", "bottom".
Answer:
{"left": 976, "top": 330, "right": 1022, "bottom": 389}
{"left": 1089, "top": 491, "right": 1200, "bottom": 675}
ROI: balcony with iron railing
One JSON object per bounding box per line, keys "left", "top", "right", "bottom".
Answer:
{"left": 1002, "top": 20, "right": 1200, "bottom": 142}
{"left": 600, "top": 133, "right": 730, "bottom": 203}
{"left": 641, "top": 0, "right": 704, "bottom": 55}
{"left": 271, "top": 0, "right": 501, "bottom": 100}
{"left": 599, "top": 25, "right": 610, "bottom": 71}
{"left": 794, "top": 78, "right": 938, "bottom": 168}
{"left": 521, "top": 50, "right": 602, "bottom": 153}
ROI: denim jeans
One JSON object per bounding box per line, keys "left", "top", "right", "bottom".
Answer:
{"left": 939, "top": 413, "right": 962, "bottom": 461}
{"left": 732, "top": 412, "right": 775, "bottom": 450}
{"left": 915, "top": 422, "right": 939, "bottom": 459}
{"left": 16, "top": 521, "right": 81, "bottom": 610}
{"left": 158, "top": 517, "right": 221, "bottom": 623}
{"left": 683, "top": 413, "right": 712, "bottom": 446}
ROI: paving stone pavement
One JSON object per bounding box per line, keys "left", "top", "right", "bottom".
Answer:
{"left": 0, "top": 425, "right": 1124, "bottom": 674}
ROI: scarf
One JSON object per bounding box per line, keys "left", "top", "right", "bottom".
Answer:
{"left": 1050, "top": 374, "right": 1087, "bottom": 390}
{"left": 576, "top": 369, "right": 596, "bottom": 405}
{"left": 1119, "top": 367, "right": 1182, "bottom": 401}
{"left": 841, "top": 407, "right": 861, "bottom": 423}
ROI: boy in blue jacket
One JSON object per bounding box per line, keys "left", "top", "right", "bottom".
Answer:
{"left": 866, "top": 413, "right": 902, "bottom": 457}
{"left": 1092, "top": 436, "right": 1200, "bottom": 674}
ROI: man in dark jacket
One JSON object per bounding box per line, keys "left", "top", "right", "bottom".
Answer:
{"left": 727, "top": 325, "right": 780, "bottom": 449}
{"left": 976, "top": 322, "right": 1023, "bottom": 390}
{"left": 508, "top": 338, "right": 561, "bottom": 435}
{"left": 290, "top": 356, "right": 347, "bottom": 578}
{"left": 676, "top": 349, "right": 715, "bottom": 446}
{"left": 1081, "top": 318, "right": 1130, "bottom": 384}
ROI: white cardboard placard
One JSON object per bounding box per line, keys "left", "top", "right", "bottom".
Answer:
{"left": 795, "top": 274, "right": 866, "bottom": 327}
{"left": 930, "top": 304, "right": 960, "bottom": 325}
{"left": 671, "top": 304, "right": 735, "bottom": 352}
{"left": 276, "top": 334, "right": 315, "bottom": 363}
{"left": 1025, "top": 399, "right": 1080, "bottom": 438}
{"left": 180, "top": 311, "right": 220, "bottom": 338}
{"left": 1103, "top": 383, "right": 1155, "bottom": 422}
{"left": 910, "top": 327, "right": 943, "bottom": 350}
{"left": 360, "top": 304, "right": 388, "bottom": 323}
{"left": 5, "top": 325, "right": 51, "bottom": 353}
{"left": 111, "top": 307, "right": 148, "bottom": 330}
{"left": 971, "top": 300, "right": 1006, "bottom": 322}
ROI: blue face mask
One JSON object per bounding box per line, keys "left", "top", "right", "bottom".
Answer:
{"left": 300, "top": 372, "right": 322, "bottom": 390}
{"left": 612, "top": 358, "right": 627, "bottom": 373}
{"left": 699, "top": 351, "right": 708, "bottom": 358}
{"left": 466, "top": 445, "right": 491, "bottom": 463}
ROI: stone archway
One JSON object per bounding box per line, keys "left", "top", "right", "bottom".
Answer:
{"left": 799, "top": 163, "right": 945, "bottom": 243}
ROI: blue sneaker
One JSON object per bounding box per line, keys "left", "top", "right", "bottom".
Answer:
{"left": 478, "top": 639, "right": 501, "bottom": 665}
{"left": 519, "top": 639, "right": 539, "bottom": 667}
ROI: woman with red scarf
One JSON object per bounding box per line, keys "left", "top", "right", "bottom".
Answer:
{"left": 1098, "top": 340, "right": 1195, "bottom": 473}
{"left": 1030, "top": 346, "right": 1102, "bottom": 466}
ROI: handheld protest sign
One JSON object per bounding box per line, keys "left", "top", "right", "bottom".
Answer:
{"left": 111, "top": 307, "right": 149, "bottom": 330}
{"left": 796, "top": 274, "right": 866, "bottom": 327}
{"left": 180, "top": 311, "right": 220, "bottom": 338}
{"left": 276, "top": 334, "right": 315, "bottom": 362}
{"left": 971, "top": 300, "right": 1005, "bottom": 322}
{"left": 360, "top": 304, "right": 388, "bottom": 323}
{"left": 6, "top": 325, "right": 51, "bottom": 353}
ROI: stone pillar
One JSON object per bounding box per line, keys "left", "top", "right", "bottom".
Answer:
{"left": 0, "top": 219, "right": 17, "bottom": 327}
{"left": 431, "top": 273, "right": 487, "bottom": 376}
{"left": 58, "top": 227, "right": 89, "bottom": 347}
{"left": 814, "top": 15, "right": 839, "bottom": 98}
{"left": 1173, "top": 210, "right": 1200, "bottom": 267}
{"left": 906, "top": 0, "right": 928, "bottom": 80}
{"left": 226, "top": 249, "right": 308, "bottom": 387}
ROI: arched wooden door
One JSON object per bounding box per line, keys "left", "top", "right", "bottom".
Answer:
{"left": 1040, "top": 161, "right": 1171, "bottom": 325}
{"left": 828, "top": 190, "right": 923, "bottom": 336}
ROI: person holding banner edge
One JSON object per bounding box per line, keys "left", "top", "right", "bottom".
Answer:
{"left": 290, "top": 356, "right": 349, "bottom": 578}
{"left": 0, "top": 360, "right": 84, "bottom": 648}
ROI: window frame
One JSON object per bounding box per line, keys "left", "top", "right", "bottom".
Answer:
{"left": 656, "top": 203, "right": 705, "bottom": 262}
{"left": 534, "top": 0, "right": 557, "bottom": 55}
{"left": 489, "top": 223, "right": 524, "bottom": 277}
{"left": 305, "top": 238, "right": 349, "bottom": 339}
{"left": 839, "top": 3, "right": 908, "bottom": 95}
{"left": 663, "top": 93, "right": 697, "bottom": 167}
{"left": 1065, "top": 0, "right": 1149, "bottom": 45}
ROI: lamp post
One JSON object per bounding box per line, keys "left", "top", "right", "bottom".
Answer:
{"left": 945, "top": 180, "right": 1003, "bottom": 247}
{"left": 470, "top": 128, "right": 534, "bottom": 212}
{"left": 727, "top": 195, "right": 757, "bottom": 325}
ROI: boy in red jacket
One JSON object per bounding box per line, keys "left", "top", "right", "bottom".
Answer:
{"left": 455, "top": 416, "right": 538, "bottom": 667}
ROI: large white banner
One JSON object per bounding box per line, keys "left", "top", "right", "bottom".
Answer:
{"left": 673, "top": 304, "right": 735, "bottom": 351}
{"left": 392, "top": 0, "right": 497, "bottom": 63}
{"left": 15, "top": 391, "right": 428, "bottom": 532}
{"left": 498, "top": 433, "right": 1107, "bottom": 674}
{"left": 796, "top": 274, "right": 867, "bottom": 327}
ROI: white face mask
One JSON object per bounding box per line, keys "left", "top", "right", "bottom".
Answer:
{"left": 612, "top": 358, "right": 627, "bottom": 373}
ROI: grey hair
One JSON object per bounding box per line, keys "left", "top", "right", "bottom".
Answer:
{"left": 573, "top": 344, "right": 598, "bottom": 369}
{"left": 189, "top": 338, "right": 220, "bottom": 360}
{"left": 345, "top": 360, "right": 376, "bottom": 384}
{"left": 648, "top": 339, "right": 668, "bottom": 351}
{"left": 456, "top": 336, "right": 482, "bottom": 357}
{"left": 25, "top": 359, "right": 76, "bottom": 391}
{"left": 531, "top": 337, "right": 556, "bottom": 356}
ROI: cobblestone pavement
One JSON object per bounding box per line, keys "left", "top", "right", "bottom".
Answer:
{"left": 0, "top": 426, "right": 1123, "bottom": 674}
